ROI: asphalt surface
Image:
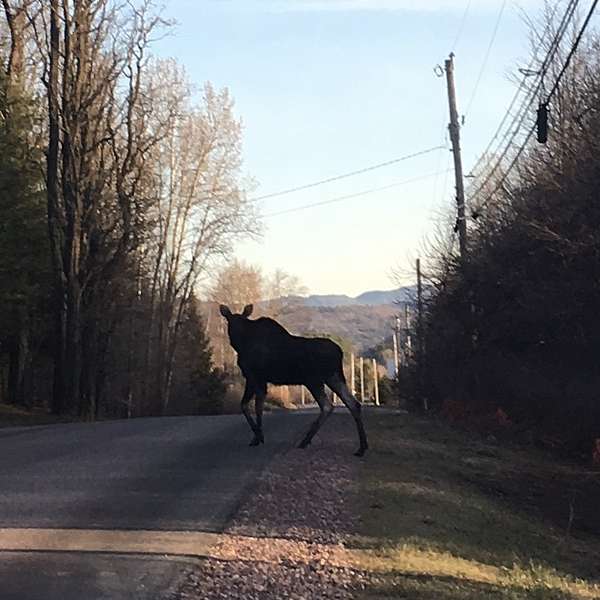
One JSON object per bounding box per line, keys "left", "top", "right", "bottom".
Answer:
{"left": 0, "top": 410, "right": 317, "bottom": 599}
{"left": 0, "top": 552, "right": 192, "bottom": 600}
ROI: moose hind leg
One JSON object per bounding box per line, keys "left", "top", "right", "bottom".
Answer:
{"left": 298, "top": 382, "right": 333, "bottom": 449}
{"left": 241, "top": 379, "right": 260, "bottom": 445}
{"left": 250, "top": 383, "right": 266, "bottom": 446}
{"left": 326, "top": 373, "right": 368, "bottom": 456}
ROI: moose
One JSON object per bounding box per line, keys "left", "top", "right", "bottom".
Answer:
{"left": 219, "top": 304, "right": 368, "bottom": 456}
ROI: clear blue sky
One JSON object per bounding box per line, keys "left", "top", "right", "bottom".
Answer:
{"left": 155, "top": 0, "right": 540, "bottom": 296}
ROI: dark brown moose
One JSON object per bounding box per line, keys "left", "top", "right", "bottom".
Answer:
{"left": 219, "top": 304, "right": 368, "bottom": 456}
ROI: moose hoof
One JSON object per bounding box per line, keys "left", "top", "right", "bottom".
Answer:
{"left": 298, "top": 439, "right": 310, "bottom": 449}
{"left": 249, "top": 433, "right": 264, "bottom": 447}
{"left": 354, "top": 447, "right": 367, "bottom": 457}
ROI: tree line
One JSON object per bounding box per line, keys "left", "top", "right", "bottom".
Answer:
{"left": 414, "top": 11, "right": 600, "bottom": 455}
{"left": 0, "top": 0, "right": 258, "bottom": 419}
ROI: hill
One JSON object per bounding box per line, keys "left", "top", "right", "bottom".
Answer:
{"left": 218, "top": 286, "right": 414, "bottom": 353}
{"left": 297, "top": 286, "right": 415, "bottom": 308}
{"left": 274, "top": 303, "right": 399, "bottom": 353}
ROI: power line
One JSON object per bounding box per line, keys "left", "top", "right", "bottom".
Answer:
{"left": 452, "top": 0, "right": 473, "bottom": 51}
{"left": 249, "top": 145, "right": 445, "bottom": 203}
{"left": 467, "top": 0, "right": 577, "bottom": 181}
{"left": 467, "top": 0, "right": 581, "bottom": 210}
{"left": 472, "top": 122, "right": 537, "bottom": 216}
{"left": 473, "top": 0, "right": 598, "bottom": 216}
{"left": 465, "top": 0, "right": 508, "bottom": 116}
{"left": 547, "top": 0, "right": 599, "bottom": 101}
{"left": 264, "top": 170, "right": 451, "bottom": 218}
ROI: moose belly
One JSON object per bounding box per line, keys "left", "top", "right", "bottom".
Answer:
{"left": 239, "top": 342, "right": 339, "bottom": 385}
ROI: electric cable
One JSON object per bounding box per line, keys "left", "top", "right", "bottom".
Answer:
{"left": 249, "top": 146, "right": 445, "bottom": 203}
{"left": 264, "top": 169, "right": 452, "bottom": 218}
{"left": 467, "top": 0, "right": 581, "bottom": 211}
{"left": 465, "top": 0, "right": 508, "bottom": 116}
{"left": 473, "top": 0, "right": 598, "bottom": 216}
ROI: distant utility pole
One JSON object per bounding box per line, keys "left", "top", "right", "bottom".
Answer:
{"left": 359, "top": 357, "right": 365, "bottom": 402}
{"left": 417, "top": 258, "right": 428, "bottom": 411}
{"left": 220, "top": 320, "right": 225, "bottom": 371}
{"left": 445, "top": 53, "right": 467, "bottom": 258}
{"left": 417, "top": 258, "right": 423, "bottom": 360}
{"left": 405, "top": 305, "right": 412, "bottom": 359}
{"left": 372, "top": 359, "right": 380, "bottom": 406}
{"left": 392, "top": 326, "right": 399, "bottom": 378}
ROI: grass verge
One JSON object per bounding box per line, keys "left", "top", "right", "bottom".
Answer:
{"left": 352, "top": 411, "right": 600, "bottom": 599}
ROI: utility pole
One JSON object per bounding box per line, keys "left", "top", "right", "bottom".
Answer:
{"left": 372, "top": 359, "right": 380, "bottom": 406}
{"left": 445, "top": 53, "right": 467, "bottom": 258}
{"left": 220, "top": 320, "right": 225, "bottom": 372}
{"left": 359, "top": 357, "right": 365, "bottom": 403}
{"left": 405, "top": 305, "right": 412, "bottom": 360}
{"left": 395, "top": 315, "right": 402, "bottom": 375}
{"left": 350, "top": 353, "right": 356, "bottom": 395}
{"left": 417, "top": 258, "right": 428, "bottom": 411}
{"left": 301, "top": 386, "right": 305, "bottom": 406}
{"left": 392, "top": 328, "right": 399, "bottom": 378}
{"left": 417, "top": 258, "right": 423, "bottom": 361}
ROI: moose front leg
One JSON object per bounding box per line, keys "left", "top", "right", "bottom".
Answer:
{"left": 240, "top": 379, "right": 261, "bottom": 445}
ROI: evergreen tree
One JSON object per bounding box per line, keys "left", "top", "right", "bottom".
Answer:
{"left": 170, "top": 296, "right": 225, "bottom": 415}
{"left": 0, "top": 73, "right": 49, "bottom": 406}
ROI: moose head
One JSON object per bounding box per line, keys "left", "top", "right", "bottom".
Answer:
{"left": 219, "top": 304, "right": 253, "bottom": 349}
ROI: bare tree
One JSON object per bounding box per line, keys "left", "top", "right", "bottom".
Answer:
{"left": 141, "top": 75, "right": 259, "bottom": 414}
{"left": 264, "top": 268, "right": 307, "bottom": 317}
{"left": 35, "top": 0, "right": 170, "bottom": 416}
{"left": 1, "top": 1, "right": 258, "bottom": 418}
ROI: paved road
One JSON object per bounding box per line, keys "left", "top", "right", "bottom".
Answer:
{"left": 0, "top": 410, "right": 317, "bottom": 599}
{"left": 0, "top": 552, "right": 191, "bottom": 600}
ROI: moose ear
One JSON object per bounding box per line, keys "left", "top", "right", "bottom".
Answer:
{"left": 241, "top": 304, "right": 253, "bottom": 318}
{"left": 219, "top": 304, "right": 232, "bottom": 318}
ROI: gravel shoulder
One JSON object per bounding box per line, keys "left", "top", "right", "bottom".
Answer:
{"left": 173, "top": 408, "right": 600, "bottom": 600}
{"left": 173, "top": 411, "right": 369, "bottom": 600}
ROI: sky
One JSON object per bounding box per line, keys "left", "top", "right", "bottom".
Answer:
{"left": 154, "top": 0, "right": 542, "bottom": 296}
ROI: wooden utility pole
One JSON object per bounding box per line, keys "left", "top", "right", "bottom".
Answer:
{"left": 405, "top": 305, "right": 412, "bottom": 360}
{"left": 350, "top": 353, "right": 356, "bottom": 394}
{"left": 417, "top": 258, "right": 428, "bottom": 411}
{"left": 359, "top": 357, "right": 365, "bottom": 402}
{"left": 417, "top": 258, "right": 423, "bottom": 358}
{"left": 445, "top": 53, "right": 467, "bottom": 258}
{"left": 392, "top": 329, "right": 399, "bottom": 377}
{"left": 372, "top": 359, "right": 380, "bottom": 406}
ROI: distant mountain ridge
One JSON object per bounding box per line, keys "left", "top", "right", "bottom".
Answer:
{"left": 299, "top": 286, "right": 415, "bottom": 308}
{"left": 275, "top": 304, "right": 398, "bottom": 353}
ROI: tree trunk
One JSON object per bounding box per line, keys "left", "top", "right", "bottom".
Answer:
{"left": 2, "top": 0, "right": 26, "bottom": 85}
{"left": 47, "top": 0, "right": 67, "bottom": 415}
{"left": 7, "top": 316, "right": 29, "bottom": 406}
